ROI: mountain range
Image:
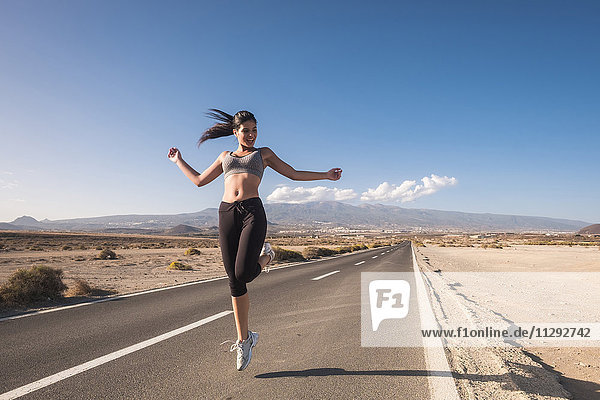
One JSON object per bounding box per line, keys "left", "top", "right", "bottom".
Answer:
{"left": 0, "top": 202, "right": 593, "bottom": 235}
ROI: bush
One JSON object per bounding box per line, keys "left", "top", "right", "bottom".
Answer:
{"left": 273, "top": 247, "right": 305, "bottom": 262}
{"left": 167, "top": 261, "right": 192, "bottom": 271}
{"left": 0, "top": 265, "right": 67, "bottom": 306}
{"left": 303, "top": 247, "right": 335, "bottom": 259}
{"left": 98, "top": 249, "right": 117, "bottom": 260}
{"left": 335, "top": 246, "right": 353, "bottom": 254}
{"left": 481, "top": 243, "right": 503, "bottom": 249}
{"left": 62, "top": 245, "right": 72, "bottom": 251}
{"left": 184, "top": 248, "right": 202, "bottom": 256}
{"left": 302, "top": 247, "right": 321, "bottom": 259}
{"left": 351, "top": 244, "right": 368, "bottom": 251}
{"left": 66, "top": 278, "right": 93, "bottom": 297}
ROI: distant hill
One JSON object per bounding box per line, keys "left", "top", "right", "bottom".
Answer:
{"left": 10, "top": 216, "right": 43, "bottom": 226}
{"left": 263, "top": 202, "right": 589, "bottom": 232}
{"left": 0, "top": 222, "right": 24, "bottom": 230}
{"left": 164, "top": 224, "right": 204, "bottom": 235}
{"left": 1, "top": 202, "right": 591, "bottom": 234}
{"left": 578, "top": 224, "right": 600, "bottom": 234}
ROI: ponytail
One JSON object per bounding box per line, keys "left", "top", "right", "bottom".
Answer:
{"left": 197, "top": 109, "right": 257, "bottom": 147}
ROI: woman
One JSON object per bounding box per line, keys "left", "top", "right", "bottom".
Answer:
{"left": 168, "top": 109, "right": 342, "bottom": 371}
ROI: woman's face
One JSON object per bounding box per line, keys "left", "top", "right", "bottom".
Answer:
{"left": 234, "top": 121, "right": 258, "bottom": 148}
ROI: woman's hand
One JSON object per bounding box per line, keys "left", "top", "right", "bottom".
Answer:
{"left": 327, "top": 168, "right": 342, "bottom": 181}
{"left": 168, "top": 147, "right": 182, "bottom": 163}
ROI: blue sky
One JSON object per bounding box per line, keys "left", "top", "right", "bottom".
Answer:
{"left": 1, "top": 0, "right": 598, "bottom": 223}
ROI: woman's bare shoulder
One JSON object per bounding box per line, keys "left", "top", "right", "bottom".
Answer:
{"left": 260, "top": 147, "right": 274, "bottom": 157}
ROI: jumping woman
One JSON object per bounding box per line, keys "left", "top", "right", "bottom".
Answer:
{"left": 167, "top": 109, "right": 342, "bottom": 371}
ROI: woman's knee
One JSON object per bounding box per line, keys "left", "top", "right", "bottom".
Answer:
{"left": 234, "top": 265, "right": 260, "bottom": 283}
{"left": 229, "top": 280, "right": 247, "bottom": 297}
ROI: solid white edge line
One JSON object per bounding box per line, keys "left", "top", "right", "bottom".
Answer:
{"left": 311, "top": 270, "right": 340, "bottom": 281}
{"left": 410, "top": 244, "right": 460, "bottom": 400}
{"left": 354, "top": 261, "right": 365, "bottom": 266}
{"left": 0, "top": 310, "right": 233, "bottom": 400}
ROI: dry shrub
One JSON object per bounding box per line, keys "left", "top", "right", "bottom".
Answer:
{"left": 335, "top": 246, "right": 353, "bottom": 254}
{"left": 185, "top": 248, "right": 202, "bottom": 256}
{"left": 167, "top": 261, "right": 192, "bottom": 271}
{"left": 302, "top": 247, "right": 335, "bottom": 259}
{"left": 481, "top": 243, "right": 503, "bottom": 249}
{"left": 98, "top": 249, "right": 117, "bottom": 260}
{"left": 0, "top": 265, "right": 67, "bottom": 307}
{"left": 273, "top": 247, "right": 305, "bottom": 262}
{"left": 352, "top": 244, "right": 368, "bottom": 251}
{"left": 66, "top": 278, "right": 93, "bottom": 297}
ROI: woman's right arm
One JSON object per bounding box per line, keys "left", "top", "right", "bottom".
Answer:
{"left": 168, "top": 147, "right": 226, "bottom": 187}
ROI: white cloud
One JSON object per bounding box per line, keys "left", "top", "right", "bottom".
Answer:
{"left": 266, "top": 186, "right": 358, "bottom": 203}
{"left": 0, "top": 177, "right": 19, "bottom": 190}
{"left": 360, "top": 174, "right": 457, "bottom": 202}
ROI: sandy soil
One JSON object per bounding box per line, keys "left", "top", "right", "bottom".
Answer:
{"left": 415, "top": 245, "right": 600, "bottom": 400}
{"left": 0, "top": 247, "right": 227, "bottom": 297}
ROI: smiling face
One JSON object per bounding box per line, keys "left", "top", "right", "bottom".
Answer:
{"left": 234, "top": 121, "right": 258, "bottom": 148}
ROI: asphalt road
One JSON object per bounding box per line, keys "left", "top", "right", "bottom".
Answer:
{"left": 0, "top": 242, "right": 438, "bottom": 399}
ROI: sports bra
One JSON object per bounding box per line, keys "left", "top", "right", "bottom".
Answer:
{"left": 221, "top": 148, "right": 264, "bottom": 180}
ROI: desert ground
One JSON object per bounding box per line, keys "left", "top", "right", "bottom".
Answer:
{"left": 414, "top": 242, "right": 600, "bottom": 400}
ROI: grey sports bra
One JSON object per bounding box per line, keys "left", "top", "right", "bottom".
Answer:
{"left": 222, "top": 148, "right": 264, "bottom": 180}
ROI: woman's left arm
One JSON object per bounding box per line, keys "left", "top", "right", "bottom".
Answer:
{"left": 262, "top": 147, "right": 342, "bottom": 181}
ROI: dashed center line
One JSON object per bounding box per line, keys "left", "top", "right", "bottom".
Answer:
{"left": 372, "top": 256, "right": 378, "bottom": 259}
{"left": 354, "top": 261, "right": 365, "bottom": 266}
{"left": 0, "top": 310, "right": 232, "bottom": 400}
{"left": 311, "top": 271, "right": 340, "bottom": 281}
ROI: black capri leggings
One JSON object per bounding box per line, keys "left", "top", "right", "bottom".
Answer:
{"left": 218, "top": 197, "right": 267, "bottom": 297}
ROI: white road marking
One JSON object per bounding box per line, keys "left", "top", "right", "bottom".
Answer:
{"left": 354, "top": 261, "right": 365, "bottom": 266}
{"left": 311, "top": 271, "right": 340, "bottom": 281}
{"left": 410, "top": 245, "right": 460, "bottom": 400}
{"left": 381, "top": 252, "right": 385, "bottom": 255}
{"left": 372, "top": 256, "right": 378, "bottom": 259}
{"left": 0, "top": 310, "right": 233, "bottom": 400}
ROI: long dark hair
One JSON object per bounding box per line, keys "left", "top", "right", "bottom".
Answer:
{"left": 197, "top": 109, "right": 257, "bottom": 147}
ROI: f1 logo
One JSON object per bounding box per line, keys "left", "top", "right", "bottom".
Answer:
{"left": 369, "top": 280, "right": 410, "bottom": 331}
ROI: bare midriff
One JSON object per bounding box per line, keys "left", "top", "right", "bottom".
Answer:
{"left": 222, "top": 173, "right": 261, "bottom": 203}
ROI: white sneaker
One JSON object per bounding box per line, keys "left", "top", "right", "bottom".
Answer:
{"left": 260, "top": 242, "right": 275, "bottom": 272}
{"left": 230, "top": 330, "right": 259, "bottom": 371}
